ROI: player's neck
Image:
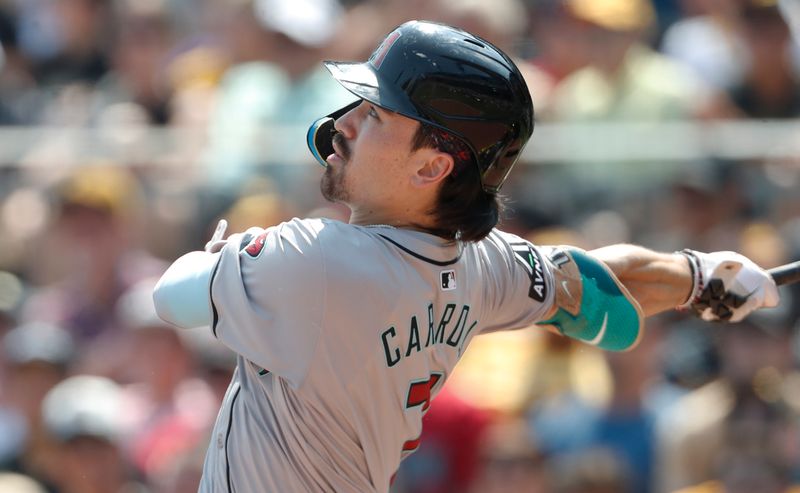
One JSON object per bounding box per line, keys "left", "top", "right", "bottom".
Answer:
{"left": 349, "top": 208, "right": 436, "bottom": 233}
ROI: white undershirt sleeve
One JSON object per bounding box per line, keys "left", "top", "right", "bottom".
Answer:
{"left": 153, "top": 250, "right": 220, "bottom": 329}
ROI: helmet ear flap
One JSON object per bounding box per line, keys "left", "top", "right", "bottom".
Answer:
{"left": 306, "top": 100, "right": 360, "bottom": 168}
{"left": 307, "top": 117, "right": 335, "bottom": 168}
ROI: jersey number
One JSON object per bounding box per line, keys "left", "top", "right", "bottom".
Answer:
{"left": 401, "top": 373, "right": 442, "bottom": 455}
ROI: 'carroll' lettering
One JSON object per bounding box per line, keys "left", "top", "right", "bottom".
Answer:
{"left": 382, "top": 304, "right": 478, "bottom": 367}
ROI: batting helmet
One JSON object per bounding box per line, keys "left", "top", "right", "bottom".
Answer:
{"left": 307, "top": 20, "right": 534, "bottom": 194}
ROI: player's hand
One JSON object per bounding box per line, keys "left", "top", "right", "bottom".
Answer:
{"left": 205, "top": 219, "right": 228, "bottom": 253}
{"left": 680, "top": 250, "right": 780, "bottom": 322}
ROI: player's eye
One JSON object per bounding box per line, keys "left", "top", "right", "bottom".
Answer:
{"left": 368, "top": 106, "right": 380, "bottom": 120}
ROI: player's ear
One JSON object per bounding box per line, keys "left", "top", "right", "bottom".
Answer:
{"left": 411, "top": 151, "right": 454, "bottom": 188}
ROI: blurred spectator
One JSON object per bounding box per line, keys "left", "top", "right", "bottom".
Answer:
{"left": 529, "top": 322, "right": 664, "bottom": 493}
{"left": 657, "top": 320, "right": 721, "bottom": 396}
{"left": 644, "top": 162, "right": 748, "bottom": 252}
{"left": 549, "top": 447, "right": 634, "bottom": 493}
{"left": 0, "top": 472, "right": 47, "bottom": 493}
{"left": 203, "top": 0, "right": 354, "bottom": 188}
{"left": 0, "top": 322, "right": 74, "bottom": 488}
{"left": 653, "top": 312, "right": 799, "bottom": 493}
{"left": 20, "top": 165, "right": 166, "bottom": 341}
{"left": 40, "top": 375, "right": 144, "bottom": 493}
{"left": 444, "top": 331, "right": 534, "bottom": 414}
{"left": 12, "top": 0, "right": 114, "bottom": 126}
{"left": 518, "top": 0, "right": 592, "bottom": 115}
{"left": 668, "top": 430, "right": 798, "bottom": 493}
{"left": 660, "top": 0, "right": 747, "bottom": 91}
{"left": 510, "top": 0, "right": 721, "bottom": 231}
{"left": 109, "top": 278, "right": 218, "bottom": 486}
{"left": 469, "top": 417, "right": 550, "bottom": 493}
{"left": 326, "top": 0, "right": 400, "bottom": 61}
{"left": 152, "top": 442, "right": 209, "bottom": 493}
{"left": 93, "top": 0, "right": 178, "bottom": 125}
{"left": 725, "top": 0, "right": 800, "bottom": 119}
{"left": 215, "top": 176, "right": 295, "bottom": 234}
{"left": 27, "top": 0, "right": 111, "bottom": 88}
{"left": 551, "top": 0, "right": 702, "bottom": 120}
{"left": 0, "top": 271, "right": 24, "bottom": 336}
{"left": 651, "top": 0, "right": 683, "bottom": 35}
{"left": 0, "top": 4, "right": 35, "bottom": 124}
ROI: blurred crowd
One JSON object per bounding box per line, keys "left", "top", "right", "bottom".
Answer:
{"left": 0, "top": 0, "right": 799, "bottom": 492}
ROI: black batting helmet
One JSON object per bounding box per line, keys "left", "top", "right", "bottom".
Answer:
{"left": 307, "top": 20, "right": 534, "bottom": 194}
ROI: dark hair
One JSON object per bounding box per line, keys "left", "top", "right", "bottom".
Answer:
{"left": 411, "top": 122, "right": 505, "bottom": 242}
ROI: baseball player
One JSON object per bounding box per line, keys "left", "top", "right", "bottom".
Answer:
{"left": 153, "top": 20, "right": 780, "bottom": 493}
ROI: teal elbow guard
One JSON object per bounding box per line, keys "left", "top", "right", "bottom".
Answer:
{"left": 537, "top": 248, "right": 644, "bottom": 352}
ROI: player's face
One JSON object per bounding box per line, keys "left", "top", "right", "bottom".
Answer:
{"left": 321, "top": 101, "right": 425, "bottom": 207}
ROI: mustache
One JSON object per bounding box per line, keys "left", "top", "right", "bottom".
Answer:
{"left": 332, "top": 132, "right": 350, "bottom": 161}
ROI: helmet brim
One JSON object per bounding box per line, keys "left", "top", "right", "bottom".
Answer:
{"left": 324, "top": 61, "right": 416, "bottom": 120}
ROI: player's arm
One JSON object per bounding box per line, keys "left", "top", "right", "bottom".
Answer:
{"left": 535, "top": 244, "right": 779, "bottom": 352}
{"left": 153, "top": 222, "right": 261, "bottom": 329}
{"left": 588, "top": 244, "right": 779, "bottom": 321}
{"left": 587, "top": 245, "right": 693, "bottom": 317}
{"left": 153, "top": 219, "right": 233, "bottom": 329}
{"left": 153, "top": 250, "right": 219, "bottom": 329}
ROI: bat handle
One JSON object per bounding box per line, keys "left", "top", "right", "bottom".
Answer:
{"left": 768, "top": 260, "right": 800, "bottom": 286}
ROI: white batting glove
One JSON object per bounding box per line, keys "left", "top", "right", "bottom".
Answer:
{"left": 204, "top": 219, "right": 228, "bottom": 253}
{"left": 206, "top": 221, "right": 266, "bottom": 254}
{"left": 679, "top": 250, "right": 780, "bottom": 322}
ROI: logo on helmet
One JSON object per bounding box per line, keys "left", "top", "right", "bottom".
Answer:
{"left": 369, "top": 30, "right": 401, "bottom": 69}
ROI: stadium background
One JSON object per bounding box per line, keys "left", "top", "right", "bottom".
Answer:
{"left": 0, "top": 0, "right": 799, "bottom": 491}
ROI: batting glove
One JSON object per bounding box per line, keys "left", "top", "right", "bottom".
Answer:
{"left": 678, "top": 250, "right": 780, "bottom": 322}
{"left": 204, "top": 219, "right": 229, "bottom": 253}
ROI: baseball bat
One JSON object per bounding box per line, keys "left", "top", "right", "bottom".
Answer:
{"left": 769, "top": 260, "right": 800, "bottom": 286}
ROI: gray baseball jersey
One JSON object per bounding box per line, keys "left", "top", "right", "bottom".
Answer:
{"left": 201, "top": 218, "right": 554, "bottom": 493}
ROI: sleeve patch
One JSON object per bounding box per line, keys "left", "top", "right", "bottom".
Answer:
{"left": 244, "top": 231, "right": 268, "bottom": 258}
{"left": 510, "top": 242, "right": 547, "bottom": 302}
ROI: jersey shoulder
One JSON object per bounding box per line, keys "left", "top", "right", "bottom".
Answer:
{"left": 265, "top": 218, "right": 390, "bottom": 272}
{"left": 278, "top": 217, "right": 372, "bottom": 244}
{"left": 479, "top": 229, "right": 543, "bottom": 272}
{"left": 239, "top": 217, "right": 331, "bottom": 259}
{"left": 478, "top": 228, "right": 551, "bottom": 305}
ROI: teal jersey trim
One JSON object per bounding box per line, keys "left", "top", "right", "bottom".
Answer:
{"left": 538, "top": 248, "right": 643, "bottom": 352}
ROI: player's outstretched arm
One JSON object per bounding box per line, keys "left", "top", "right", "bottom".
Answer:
{"left": 153, "top": 250, "right": 218, "bottom": 329}
{"left": 152, "top": 219, "right": 232, "bottom": 329}
{"left": 590, "top": 244, "right": 779, "bottom": 321}
{"left": 589, "top": 245, "right": 694, "bottom": 317}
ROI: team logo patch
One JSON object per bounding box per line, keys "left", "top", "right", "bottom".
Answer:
{"left": 244, "top": 231, "right": 268, "bottom": 258}
{"left": 440, "top": 270, "right": 456, "bottom": 291}
{"left": 369, "top": 30, "right": 401, "bottom": 69}
{"left": 511, "top": 242, "right": 547, "bottom": 302}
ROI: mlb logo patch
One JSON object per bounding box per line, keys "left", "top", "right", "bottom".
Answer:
{"left": 440, "top": 270, "right": 456, "bottom": 291}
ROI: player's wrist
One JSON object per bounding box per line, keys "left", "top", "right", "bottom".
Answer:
{"left": 676, "top": 249, "right": 703, "bottom": 310}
